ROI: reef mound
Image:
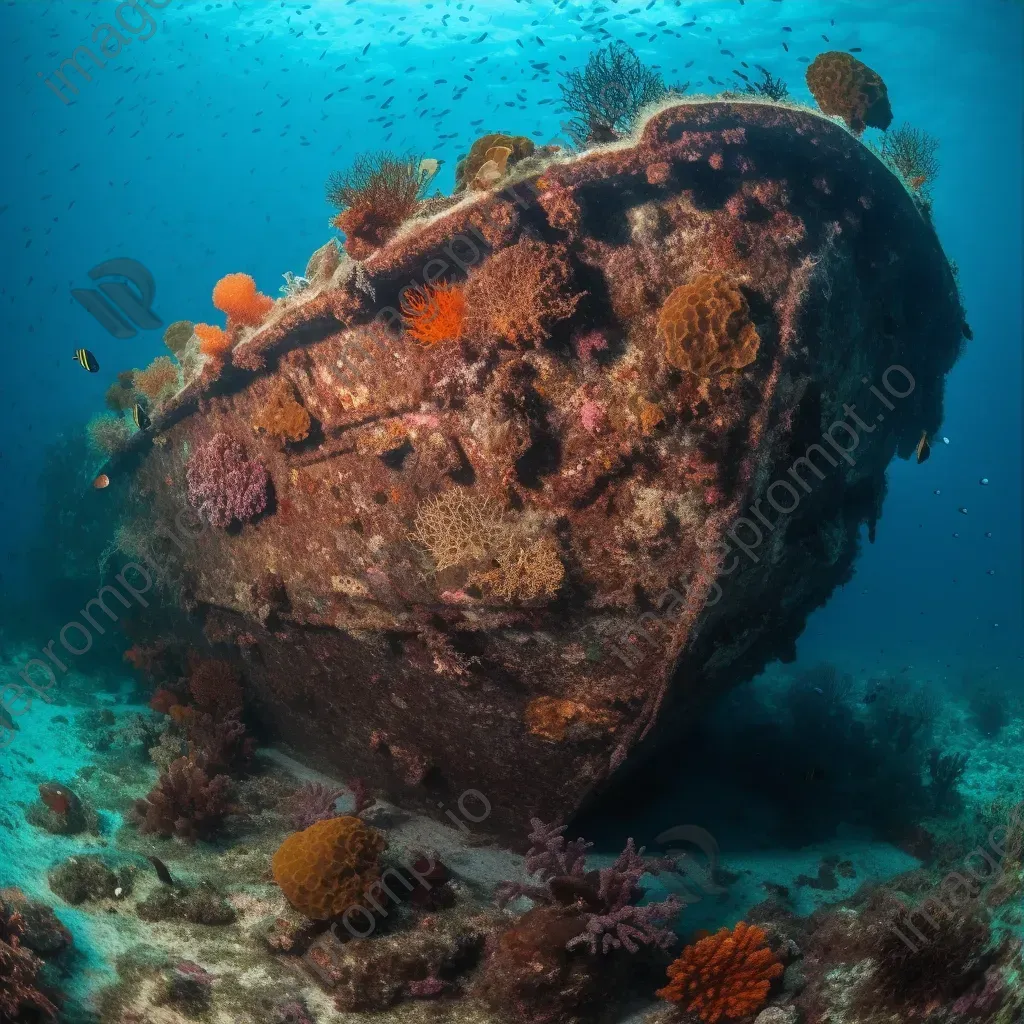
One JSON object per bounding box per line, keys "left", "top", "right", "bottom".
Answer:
{"left": 121, "top": 101, "right": 965, "bottom": 843}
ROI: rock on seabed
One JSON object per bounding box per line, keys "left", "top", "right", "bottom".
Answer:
{"left": 122, "top": 101, "right": 965, "bottom": 843}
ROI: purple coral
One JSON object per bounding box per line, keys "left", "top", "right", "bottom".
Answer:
{"left": 496, "top": 818, "right": 681, "bottom": 956}
{"left": 133, "top": 756, "right": 232, "bottom": 842}
{"left": 289, "top": 781, "right": 344, "bottom": 830}
{"left": 1, "top": 896, "right": 58, "bottom": 1022}
{"left": 186, "top": 433, "right": 269, "bottom": 528}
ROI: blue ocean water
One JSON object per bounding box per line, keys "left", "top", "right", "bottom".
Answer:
{"left": 0, "top": 1, "right": 1022, "bottom": 1021}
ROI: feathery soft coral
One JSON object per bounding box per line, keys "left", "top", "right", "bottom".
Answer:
{"left": 401, "top": 283, "right": 467, "bottom": 346}
{"left": 212, "top": 273, "right": 274, "bottom": 327}
{"left": 195, "top": 323, "right": 232, "bottom": 358}
{"left": 657, "top": 922, "right": 783, "bottom": 1022}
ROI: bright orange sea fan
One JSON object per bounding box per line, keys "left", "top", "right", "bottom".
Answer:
{"left": 657, "top": 922, "right": 783, "bottom": 1023}
{"left": 212, "top": 272, "right": 274, "bottom": 327}
{"left": 400, "top": 283, "right": 467, "bottom": 347}
{"left": 195, "top": 323, "right": 232, "bottom": 358}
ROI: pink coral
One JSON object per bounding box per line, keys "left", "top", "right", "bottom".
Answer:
{"left": 573, "top": 329, "right": 610, "bottom": 361}
{"left": 186, "top": 433, "right": 269, "bottom": 528}
{"left": 581, "top": 400, "right": 608, "bottom": 434}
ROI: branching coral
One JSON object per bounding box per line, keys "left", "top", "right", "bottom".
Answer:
{"left": 187, "top": 654, "right": 243, "bottom": 717}
{"left": 659, "top": 274, "right": 760, "bottom": 377}
{"left": 744, "top": 69, "right": 789, "bottom": 101}
{"left": 212, "top": 272, "right": 275, "bottom": 327}
{"left": 104, "top": 381, "right": 136, "bottom": 412}
{"left": 400, "top": 283, "right": 467, "bottom": 347}
{"left": 1, "top": 896, "right": 58, "bottom": 1022}
{"left": 288, "top": 782, "right": 345, "bottom": 831}
{"left": 496, "top": 819, "right": 681, "bottom": 955}
{"left": 874, "top": 122, "right": 940, "bottom": 198}
{"left": 326, "top": 152, "right": 429, "bottom": 259}
{"left": 465, "top": 238, "right": 582, "bottom": 347}
{"left": 805, "top": 51, "right": 892, "bottom": 134}
{"left": 252, "top": 380, "right": 311, "bottom": 444}
{"left": 559, "top": 42, "right": 669, "bottom": 146}
{"left": 412, "top": 490, "right": 510, "bottom": 572}
{"left": 86, "top": 412, "right": 133, "bottom": 456}
{"left": 186, "top": 433, "right": 269, "bottom": 528}
{"left": 271, "top": 815, "right": 386, "bottom": 920}
{"left": 134, "top": 355, "right": 181, "bottom": 404}
{"left": 470, "top": 536, "right": 565, "bottom": 603}
{"left": 657, "top": 922, "right": 783, "bottom": 1022}
{"left": 133, "top": 756, "right": 233, "bottom": 842}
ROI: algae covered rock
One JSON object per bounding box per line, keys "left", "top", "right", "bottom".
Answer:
{"left": 118, "top": 100, "right": 965, "bottom": 843}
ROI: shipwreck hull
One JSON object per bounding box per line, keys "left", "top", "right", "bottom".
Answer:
{"left": 122, "top": 101, "right": 965, "bottom": 843}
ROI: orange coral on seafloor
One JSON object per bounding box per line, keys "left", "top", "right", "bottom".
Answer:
{"left": 133, "top": 355, "right": 180, "bottom": 403}
{"left": 271, "top": 815, "right": 386, "bottom": 920}
{"left": 657, "top": 922, "right": 783, "bottom": 1022}
{"left": 805, "top": 51, "right": 892, "bottom": 135}
{"left": 465, "top": 238, "right": 582, "bottom": 348}
{"left": 400, "top": 283, "right": 467, "bottom": 346}
{"left": 212, "top": 273, "right": 275, "bottom": 327}
{"left": 659, "top": 274, "right": 760, "bottom": 378}
{"left": 252, "top": 379, "right": 311, "bottom": 444}
{"left": 195, "top": 323, "right": 232, "bottom": 358}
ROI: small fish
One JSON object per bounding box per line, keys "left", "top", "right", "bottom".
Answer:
{"left": 93, "top": 473, "right": 110, "bottom": 490}
{"left": 0, "top": 703, "right": 18, "bottom": 733}
{"left": 132, "top": 404, "right": 151, "bottom": 430}
{"left": 74, "top": 348, "right": 99, "bottom": 372}
{"left": 914, "top": 431, "right": 930, "bottom": 464}
{"left": 147, "top": 855, "right": 175, "bottom": 886}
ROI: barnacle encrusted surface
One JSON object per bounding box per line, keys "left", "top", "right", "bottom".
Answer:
{"left": 118, "top": 101, "right": 964, "bottom": 841}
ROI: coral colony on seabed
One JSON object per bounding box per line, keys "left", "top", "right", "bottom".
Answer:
{"left": 2, "top": 6, "right": 1023, "bottom": 1024}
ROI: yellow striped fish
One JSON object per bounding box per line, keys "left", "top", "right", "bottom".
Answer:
{"left": 73, "top": 347, "right": 99, "bottom": 372}
{"left": 132, "top": 404, "right": 151, "bottom": 431}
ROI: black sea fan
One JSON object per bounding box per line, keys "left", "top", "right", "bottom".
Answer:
{"left": 559, "top": 42, "right": 670, "bottom": 147}
{"left": 744, "top": 68, "right": 789, "bottom": 101}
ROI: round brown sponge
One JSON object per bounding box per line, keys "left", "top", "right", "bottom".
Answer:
{"left": 271, "top": 815, "right": 386, "bottom": 921}
{"left": 806, "top": 51, "right": 893, "bottom": 135}
{"left": 659, "top": 274, "right": 760, "bottom": 378}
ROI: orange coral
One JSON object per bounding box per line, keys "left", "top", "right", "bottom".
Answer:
{"left": 525, "top": 696, "right": 616, "bottom": 742}
{"left": 471, "top": 536, "right": 565, "bottom": 603}
{"left": 252, "top": 380, "right": 311, "bottom": 444}
{"left": 465, "top": 238, "right": 582, "bottom": 348}
{"left": 657, "top": 922, "right": 783, "bottom": 1022}
{"left": 212, "top": 273, "right": 274, "bottom": 327}
{"left": 195, "top": 323, "right": 232, "bottom": 358}
{"left": 805, "top": 52, "right": 892, "bottom": 135}
{"left": 134, "top": 355, "right": 180, "bottom": 403}
{"left": 271, "top": 815, "right": 386, "bottom": 920}
{"left": 658, "top": 274, "right": 760, "bottom": 377}
{"left": 400, "top": 283, "right": 467, "bottom": 347}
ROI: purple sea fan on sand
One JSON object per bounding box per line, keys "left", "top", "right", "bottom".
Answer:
{"left": 186, "top": 433, "right": 269, "bottom": 528}
{"left": 496, "top": 818, "right": 681, "bottom": 955}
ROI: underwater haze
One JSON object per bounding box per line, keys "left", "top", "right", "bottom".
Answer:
{"left": 0, "top": 1, "right": 1022, "bottom": 1022}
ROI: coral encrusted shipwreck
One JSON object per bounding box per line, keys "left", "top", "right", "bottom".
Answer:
{"left": 112, "top": 99, "right": 965, "bottom": 843}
